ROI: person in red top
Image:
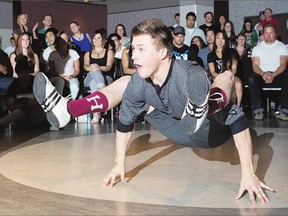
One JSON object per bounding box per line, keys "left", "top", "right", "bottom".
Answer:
{"left": 259, "top": 8, "right": 279, "bottom": 39}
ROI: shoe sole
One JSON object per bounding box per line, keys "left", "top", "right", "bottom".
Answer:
{"left": 33, "top": 73, "right": 70, "bottom": 128}
{"left": 180, "top": 66, "right": 210, "bottom": 134}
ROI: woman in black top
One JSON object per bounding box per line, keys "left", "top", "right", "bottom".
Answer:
{"left": 83, "top": 29, "right": 114, "bottom": 123}
{"left": 208, "top": 30, "right": 242, "bottom": 107}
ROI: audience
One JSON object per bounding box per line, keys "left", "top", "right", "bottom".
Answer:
{"left": 4, "top": 7, "right": 285, "bottom": 127}
{"left": 248, "top": 23, "right": 288, "bottom": 120}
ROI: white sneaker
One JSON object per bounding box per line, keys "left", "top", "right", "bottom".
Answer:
{"left": 276, "top": 112, "right": 288, "bottom": 121}
{"left": 254, "top": 112, "right": 264, "bottom": 120}
{"left": 33, "top": 72, "right": 71, "bottom": 128}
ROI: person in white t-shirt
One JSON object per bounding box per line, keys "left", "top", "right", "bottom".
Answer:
{"left": 4, "top": 37, "right": 16, "bottom": 56}
{"left": 173, "top": 13, "right": 180, "bottom": 28}
{"left": 248, "top": 23, "right": 288, "bottom": 120}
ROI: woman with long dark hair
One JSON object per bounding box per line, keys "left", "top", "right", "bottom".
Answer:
{"left": 240, "top": 19, "right": 258, "bottom": 49}
{"left": 208, "top": 30, "right": 242, "bottom": 106}
{"left": 224, "top": 21, "right": 237, "bottom": 48}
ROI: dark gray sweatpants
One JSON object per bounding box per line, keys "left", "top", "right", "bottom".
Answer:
{"left": 145, "top": 103, "right": 248, "bottom": 149}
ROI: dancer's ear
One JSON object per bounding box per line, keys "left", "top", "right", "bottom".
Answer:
{"left": 160, "top": 48, "right": 168, "bottom": 58}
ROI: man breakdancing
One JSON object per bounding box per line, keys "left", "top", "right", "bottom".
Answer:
{"left": 33, "top": 18, "right": 274, "bottom": 204}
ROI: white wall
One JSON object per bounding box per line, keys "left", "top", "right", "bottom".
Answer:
{"left": 180, "top": 0, "right": 213, "bottom": 27}
{"left": 0, "top": 2, "right": 13, "bottom": 49}
{"left": 108, "top": 6, "right": 179, "bottom": 36}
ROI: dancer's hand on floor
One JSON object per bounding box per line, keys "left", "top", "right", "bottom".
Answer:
{"left": 235, "top": 172, "right": 275, "bottom": 204}
{"left": 103, "top": 163, "right": 126, "bottom": 187}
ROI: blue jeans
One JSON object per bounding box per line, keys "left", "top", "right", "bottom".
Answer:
{"left": 247, "top": 72, "right": 288, "bottom": 114}
{"left": 84, "top": 70, "right": 106, "bottom": 93}
{"left": 0, "top": 77, "right": 14, "bottom": 90}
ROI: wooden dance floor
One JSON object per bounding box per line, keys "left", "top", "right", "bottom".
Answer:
{"left": 0, "top": 117, "right": 287, "bottom": 215}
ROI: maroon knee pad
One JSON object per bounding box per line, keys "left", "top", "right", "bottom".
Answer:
{"left": 207, "top": 87, "right": 227, "bottom": 116}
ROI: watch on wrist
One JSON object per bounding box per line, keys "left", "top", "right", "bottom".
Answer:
{"left": 69, "top": 75, "right": 74, "bottom": 79}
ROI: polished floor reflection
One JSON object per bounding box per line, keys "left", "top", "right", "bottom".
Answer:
{"left": 0, "top": 116, "right": 287, "bottom": 215}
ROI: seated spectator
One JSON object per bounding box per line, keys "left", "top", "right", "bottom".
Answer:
{"left": 69, "top": 21, "right": 92, "bottom": 53}
{"left": 83, "top": 30, "right": 114, "bottom": 123}
{"left": 255, "top": 11, "right": 265, "bottom": 38}
{"left": 173, "top": 13, "right": 180, "bottom": 28}
{"left": 199, "top": 11, "right": 218, "bottom": 35}
{"left": 247, "top": 23, "right": 288, "bottom": 120}
{"left": 224, "top": 21, "right": 237, "bottom": 48}
{"left": 0, "top": 48, "right": 13, "bottom": 90}
{"left": 121, "top": 44, "right": 136, "bottom": 75}
{"left": 240, "top": 19, "right": 258, "bottom": 49}
{"left": 208, "top": 30, "right": 242, "bottom": 107}
{"left": 48, "top": 36, "right": 80, "bottom": 100}
{"left": 234, "top": 33, "right": 253, "bottom": 82}
{"left": 70, "top": 21, "right": 92, "bottom": 89}
{"left": 13, "top": 13, "right": 42, "bottom": 57}
{"left": 191, "top": 36, "right": 207, "bottom": 50}
{"left": 258, "top": 8, "right": 279, "bottom": 33}
{"left": 189, "top": 44, "right": 204, "bottom": 68}
{"left": 106, "top": 33, "right": 126, "bottom": 79}
{"left": 58, "top": 30, "right": 81, "bottom": 54}
{"left": 0, "top": 55, "right": 45, "bottom": 131}
{"left": 115, "top": 24, "right": 130, "bottom": 48}
{"left": 37, "top": 14, "right": 53, "bottom": 49}
{"left": 12, "top": 13, "right": 37, "bottom": 41}
{"left": 42, "top": 27, "right": 58, "bottom": 63}
{"left": 10, "top": 32, "right": 40, "bottom": 78}
{"left": 216, "top": 15, "right": 226, "bottom": 32}
{"left": 198, "top": 29, "right": 215, "bottom": 72}
{"left": 4, "top": 37, "right": 16, "bottom": 56}
{"left": 172, "top": 26, "right": 199, "bottom": 63}
{"left": 183, "top": 12, "right": 207, "bottom": 46}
